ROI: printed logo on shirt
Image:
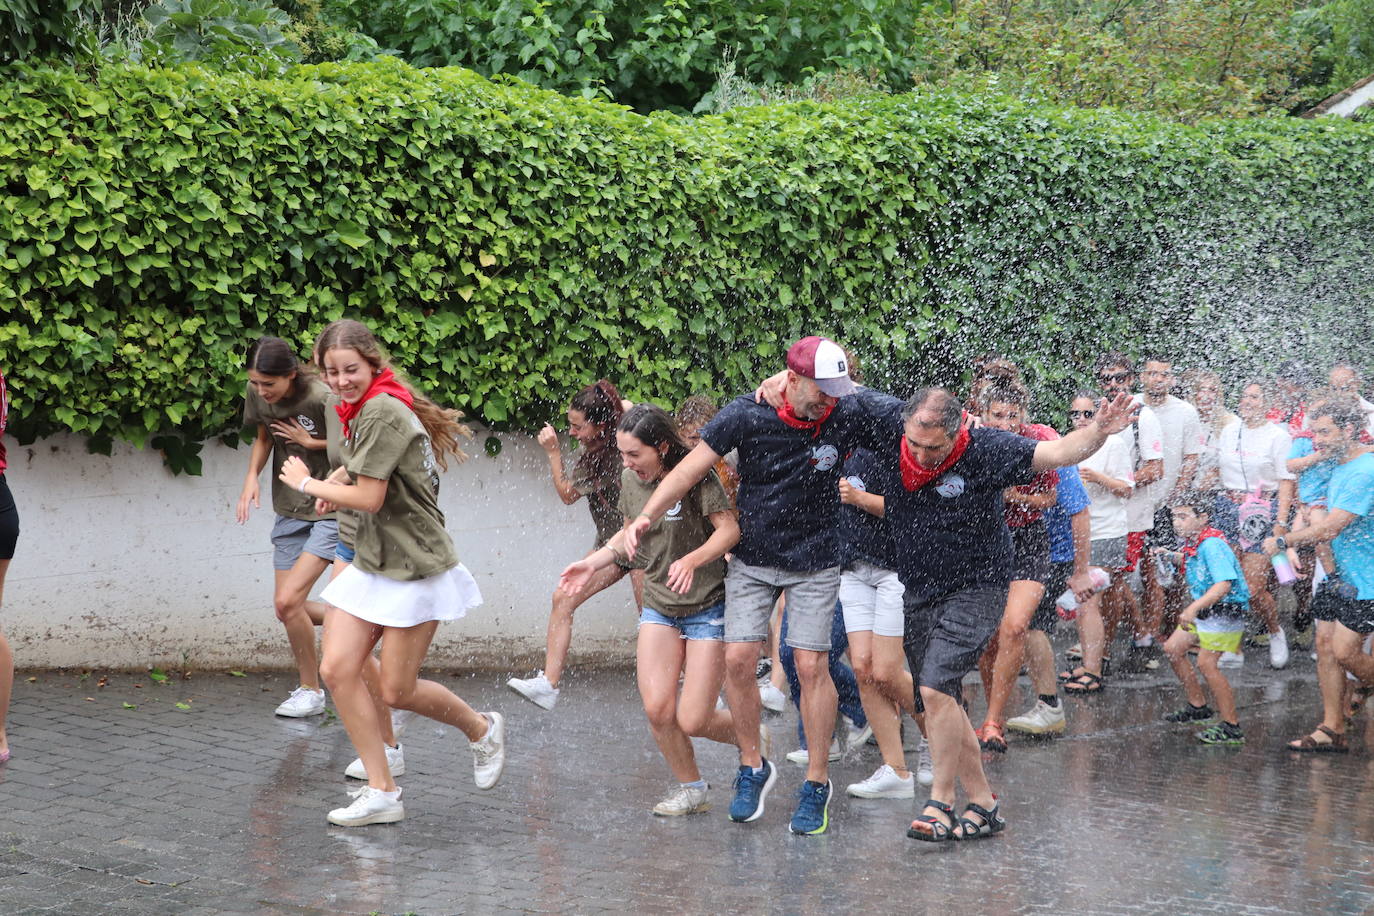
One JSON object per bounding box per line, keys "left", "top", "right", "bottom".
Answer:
{"left": 810, "top": 444, "right": 839, "bottom": 472}
{"left": 296, "top": 415, "right": 318, "bottom": 435}
{"left": 665, "top": 500, "right": 683, "bottom": 520}
{"left": 845, "top": 475, "right": 867, "bottom": 491}
{"left": 934, "top": 473, "right": 965, "bottom": 499}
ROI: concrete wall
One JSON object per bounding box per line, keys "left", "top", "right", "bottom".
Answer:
{"left": 3, "top": 430, "right": 640, "bottom": 670}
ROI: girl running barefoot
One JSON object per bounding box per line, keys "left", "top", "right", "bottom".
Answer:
{"left": 237, "top": 338, "right": 337, "bottom": 718}
{"left": 280, "top": 319, "right": 503, "bottom": 827}
{"left": 560, "top": 405, "right": 741, "bottom": 816}
{"left": 508, "top": 381, "right": 643, "bottom": 710}
{"left": 0, "top": 371, "right": 17, "bottom": 763}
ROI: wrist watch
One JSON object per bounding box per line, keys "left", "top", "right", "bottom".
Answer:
{"left": 1275, "top": 535, "right": 1288, "bottom": 551}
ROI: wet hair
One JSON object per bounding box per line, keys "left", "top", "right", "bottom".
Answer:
{"left": 314, "top": 319, "right": 471, "bottom": 469}
{"left": 675, "top": 394, "right": 718, "bottom": 432}
{"left": 1072, "top": 387, "right": 1101, "bottom": 403}
{"left": 1140, "top": 353, "right": 1174, "bottom": 371}
{"left": 980, "top": 378, "right": 1029, "bottom": 414}
{"left": 1169, "top": 490, "right": 1212, "bottom": 517}
{"left": 966, "top": 355, "right": 1020, "bottom": 413}
{"left": 1240, "top": 379, "right": 1272, "bottom": 405}
{"left": 902, "top": 388, "right": 963, "bottom": 437}
{"left": 1094, "top": 351, "right": 1135, "bottom": 376}
{"left": 1308, "top": 396, "right": 1367, "bottom": 434}
{"left": 246, "top": 337, "right": 306, "bottom": 396}
{"left": 569, "top": 379, "right": 625, "bottom": 478}
{"left": 619, "top": 404, "right": 693, "bottom": 471}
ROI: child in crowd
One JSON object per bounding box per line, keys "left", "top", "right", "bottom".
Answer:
{"left": 1158, "top": 493, "right": 1251, "bottom": 745}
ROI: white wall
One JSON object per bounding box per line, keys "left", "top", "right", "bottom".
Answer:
{"left": 3, "top": 430, "right": 640, "bottom": 670}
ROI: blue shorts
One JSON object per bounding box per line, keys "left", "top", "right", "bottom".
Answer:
{"left": 335, "top": 541, "right": 355, "bottom": 564}
{"left": 638, "top": 602, "right": 725, "bottom": 641}
{"left": 270, "top": 516, "right": 338, "bottom": 571}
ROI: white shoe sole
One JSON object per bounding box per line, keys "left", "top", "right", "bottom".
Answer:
{"left": 845, "top": 783, "right": 915, "bottom": 799}
{"left": 506, "top": 679, "right": 557, "bottom": 710}
{"left": 1005, "top": 719, "right": 1066, "bottom": 736}
{"left": 327, "top": 807, "right": 404, "bottom": 827}
{"left": 275, "top": 703, "right": 326, "bottom": 718}
{"left": 652, "top": 801, "right": 712, "bottom": 817}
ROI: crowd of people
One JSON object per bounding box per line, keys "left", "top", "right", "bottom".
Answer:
{"left": 1, "top": 331, "right": 1371, "bottom": 843}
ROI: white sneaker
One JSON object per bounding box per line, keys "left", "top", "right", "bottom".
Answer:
{"left": 390, "top": 709, "right": 417, "bottom": 740}
{"left": 652, "top": 783, "right": 711, "bottom": 816}
{"left": 845, "top": 763, "right": 915, "bottom": 799}
{"left": 915, "top": 738, "right": 934, "bottom": 787}
{"left": 275, "top": 686, "right": 326, "bottom": 718}
{"left": 784, "top": 736, "right": 842, "bottom": 765}
{"left": 845, "top": 717, "right": 873, "bottom": 752}
{"left": 1269, "top": 628, "right": 1290, "bottom": 669}
{"left": 758, "top": 681, "right": 787, "bottom": 713}
{"left": 1006, "top": 700, "right": 1066, "bottom": 736}
{"left": 327, "top": 786, "right": 404, "bottom": 827}
{"left": 470, "top": 712, "right": 506, "bottom": 789}
{"left": 506, "top": 672, "right": 559, "bottom": 710}
{"left": 1219, "top": 651, "right": 1244, "bottom": 669}
{"left": 345, "top": 743, "right": 405, "bottom": 780}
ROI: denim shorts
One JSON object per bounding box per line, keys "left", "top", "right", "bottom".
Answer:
{"left": 639, "top": 603, "right": 725, "bottom": 641}
{"left": 724, "top": 558, "right": 841, "bottom": 651}
{"left": 270, "top": 516, "right": 338, "bottom": 571}
{"left": 335, "top": 541, "right": 356, "bottom": 564}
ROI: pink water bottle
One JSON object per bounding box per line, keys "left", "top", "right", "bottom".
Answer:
{"left": 1271, "top": 551, "right": 1297, "bottom": 585}
{"left": 1056, "top": 567, "right": 1112, "bottom": 620}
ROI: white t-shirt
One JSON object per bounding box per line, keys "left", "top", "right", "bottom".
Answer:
{"left": 1216, "top": 420, "right": 1294, "bottom": 492}
{"left": 1080, "top": 434, "right": 1134, "bottom": 541}
{"left": 1133, "top": 394, "right": 1204, "bottom": 510}
{"left": 1115, "top": 405, "right": 1165, "bottom": 532}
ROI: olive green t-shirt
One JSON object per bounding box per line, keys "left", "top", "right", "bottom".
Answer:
{"left": 341, "top": 393, "right": 459, "bottom": 581}
{"left": 616, "top": 468, "right": 732, "bottom": 617}
{"left": 323, "top": 397, "right": 357, "bottom": 549}
{"left": 243, "top": 379, "right": 335, "bottom": 522}
{"left": 569, "top": 451, "right": 625, "bottom": 548}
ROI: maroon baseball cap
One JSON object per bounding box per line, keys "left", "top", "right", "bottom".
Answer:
{"left": 786, "top": 336, "right": 857, "bottom": 397}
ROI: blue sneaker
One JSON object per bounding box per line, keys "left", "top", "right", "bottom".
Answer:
{"left": 789, "top": 778, "right": 833, "bottom": 835}
{"left": 728, "top": 758, "right": 777, "bottom": 823}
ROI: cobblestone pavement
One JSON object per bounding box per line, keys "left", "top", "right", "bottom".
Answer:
{"left": 2, "top": 647, "right": 1373, "bottom": 915}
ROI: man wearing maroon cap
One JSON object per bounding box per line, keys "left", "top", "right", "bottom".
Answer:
{"left": 625, "top": 336, "right": 886, "bottom": 835}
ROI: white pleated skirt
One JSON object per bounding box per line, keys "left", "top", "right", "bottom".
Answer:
{"left": 321, "top": 563, "right": 483, "bottom": 628}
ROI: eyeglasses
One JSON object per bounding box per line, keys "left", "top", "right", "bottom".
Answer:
{"left": 1097, "top": 371, "right": 1131, "bottom": 384}
{"left": 1068, "top": 410, "right": 1096, "bottom": 419}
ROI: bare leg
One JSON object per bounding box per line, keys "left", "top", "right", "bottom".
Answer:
{"left": 1196, "top": 650, "right": 1237, "bottom": 723}
{"left": 1241, "top": 552, "right": 1280, "bottom": 636}
{"left": 1332, "top": 624, "right": 1374, "bottom": 685}
{"left": 678, "top": 638, "right": 734, "bottom": 745}
{"left": 985, "top": 580, "right": 1044, "bottom": 726}
{"left": 273, "top": 552, "right": 331, "bottom": 690}
{"left": 1076, "top": 591, "right": 1107, "bottom": 677}
{"left": 377, "top": 622, "right": 489, "bottom": 740}
{"left": 724, "top": 640, "right": 765, "bottom": 766}
{"left": 794, "top": 647, "right": 838, "bottom": 784}
{"left": 849, "top": 630, "right": 907, "bottom": 776}
{"left": 638, "top": 624, "right": 698, "bottom": 782}
{"left": 543, "top": 561, "right": 627, "bottom": 687}
{"left": 768, "top": 598, "right": 786, "bottom": 691}
{"left": 320, "top": 611, "right": 391, "bottom": 790}
{"left": 921, "top": 687, "right": 993, "bottom": 809}
{"left": 1163, "top": 629, "right": 1206, "bottom": 708}
{"left": 330, "top": 557, "right": 393, "bottom": 746}
{"left": 871, "top": 633, "right": 918, "bottom": 719}
{"left": 1024, "top": 631, "right": 1057, "bottom": 697}
{"left": 0, "top": 558, "right": 9, "bottom": 757}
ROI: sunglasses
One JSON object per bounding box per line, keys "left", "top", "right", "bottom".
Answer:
{"left": 1097, "top": 371, "right": 1132, "bottom": 384}
{"left": 1068, "top": 409, "right": 1096, "bottom": 419}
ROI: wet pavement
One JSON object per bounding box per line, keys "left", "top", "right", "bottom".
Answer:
{"left": 2, "top": 645, "right": 1373, "bottom": 915}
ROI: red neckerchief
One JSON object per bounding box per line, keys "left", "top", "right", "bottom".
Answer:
{"left": 777, "top": 393, "right": 834, "bottom": 439}
{"left": 900, "top": 422, "right": 971, "bottom": 491}
{"left": 336, "top": 367, "right": 414, "bottom": 438}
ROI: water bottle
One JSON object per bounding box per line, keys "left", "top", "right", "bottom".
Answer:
{"left": 1271, "top": 551, "right": 1297, "bottom": 585}
{"left": 1154, "top": 550, "right": 1176, "bottom": 589}
{"left": 1056, "top": 567, "right": 1112, "bottom": 619}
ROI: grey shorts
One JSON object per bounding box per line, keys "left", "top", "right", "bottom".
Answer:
{"left": 271, "top": 516, "right": 339, "bottom": 571}
{"left": 724, "top": 558, "right": 840, "bottom": 651}
{"left": 1090, "top": 536, "right": 1127, "bottom": 570}
{"left": 903, "top": 585, "right": 1007, "bottom": 705}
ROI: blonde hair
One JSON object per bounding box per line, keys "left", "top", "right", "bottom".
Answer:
{"left": 315, "top": 319, "right": 471, "bottom": 469}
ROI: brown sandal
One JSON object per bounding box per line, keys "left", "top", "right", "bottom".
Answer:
{"left": 1287, "top": 725, "right": 1348, "bottom": 753}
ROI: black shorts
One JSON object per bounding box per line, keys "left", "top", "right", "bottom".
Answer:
{"left": 1311, "top": 581, "right": 1342, "bottom": 623}
{"left": 903, "top": 585, "right": 1007, "bottom": 707}
{"left": 1010, "top": 521, "right": 1050, "bottom": 585}
{"left": 1031, "top": 561, "right": 1071, "bottom": 632}
{"left": 1332, "top": 586, "right": 1374, "bottom": 634}
{"left": 0, "top": 474, "right": 18, "bottom": 560}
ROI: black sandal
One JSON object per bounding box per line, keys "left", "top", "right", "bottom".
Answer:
{"left": 908, "top": 799, "right": 957, "bottom": 842}
{"left": 954, "top": 798, "right": 1006, "bottom": 840}
{"left": 1057, "top": 666, "right": 1086, "bottom": 684}
{"left": 1063, "top": 671, "right": 1105, "bottom": 694}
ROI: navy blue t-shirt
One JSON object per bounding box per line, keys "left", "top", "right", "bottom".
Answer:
{"left": 700, "top": 389, "right": 898, "bottom": 570}
{"left": 839, "top": 446, "right": 899, "bottom": 570}
{"left": 884, "top": 426, "right": 1038, "bottom": 607}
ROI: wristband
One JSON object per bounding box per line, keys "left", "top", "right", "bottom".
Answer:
{"left": 298, "top": 477, "right": 313, "bottom": 494}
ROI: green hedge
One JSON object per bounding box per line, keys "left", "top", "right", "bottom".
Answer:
{"left": 2, "top": 57, "right": 1373, "bottom": 461}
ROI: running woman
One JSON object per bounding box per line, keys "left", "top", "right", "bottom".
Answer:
{"left": 236, "top": 337, "right": 338, "bottom": 717}
{"left": 0, "top": 371, "right": 17, "bottom": 763}
{"left": 280, "top": 319, "right": 504, "bottom": 827}
{"left": 561, "top": 404, "right": 741, "bottom": 816}
{"left": 507, "top": 381, "right": 643, "bottom": 709}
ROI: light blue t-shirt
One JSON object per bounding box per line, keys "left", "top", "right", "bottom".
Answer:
{"left": 1043, "top": 465, "right": 1091, "bottom": 564}
{"left": 1184, "top": 535, "right": 1249, "bottom": 611}
{"left": 1328, "top": 452, "right": 1374, "bottom": 600}
{"left": 1288, "top": 436, "right": 1335, "bottom": 507}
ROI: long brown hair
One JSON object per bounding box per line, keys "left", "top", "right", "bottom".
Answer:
{"left": 619, "top": 404, "right": 692, "bottom": 471}
{"left": 246, "top": 336, "right": 309, "bottom": 398}
{"left": 314, "top": 319, "right": 471, "bottom": 469}
{"left": 570, "top": 379, "right": 624, "bottom": 480}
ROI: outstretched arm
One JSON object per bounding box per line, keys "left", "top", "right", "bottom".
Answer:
{"left": 1032, "top": 394, "right": 1139, "bottom": 473}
